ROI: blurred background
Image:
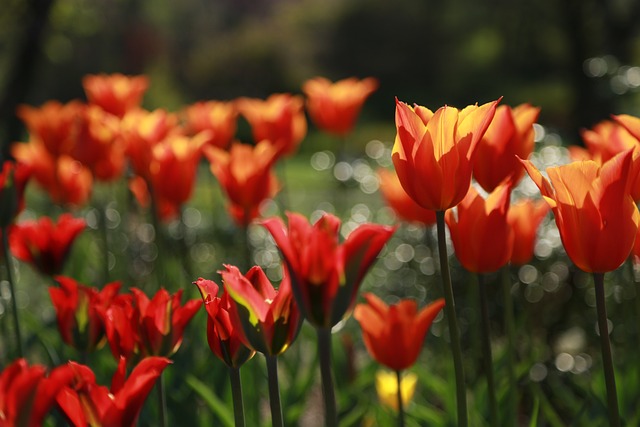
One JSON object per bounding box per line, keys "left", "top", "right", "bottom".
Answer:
{"left": 2, "top": 0, "right": 640, "bottom": 158}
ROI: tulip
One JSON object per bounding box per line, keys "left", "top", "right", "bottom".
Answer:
{"left": 194, "top": 278, "right": 255, "bottom": 427}
{"left": 445, "top": 179, "right": 514, "bottom": 273}
{"left": 262, "top": 211, "right": 394, "bottom": 425}
{"left": 507, "top": 198, "right": 549, "bottom": 265}
{"left": 97, "top": 294, "right": 140, "bottom": 362}
{"left": 392, "top": 98, "right": 499, "bottom": 211}
{"left": 0, "top": 358, "right": 75, "bottom": 427}
{"left": 521, "top": 149, "right": 640, "bottom": 427}
{"left": 613, "top": 113, "right": 640, "bottom": 141}
{"left": 57, "top": 356, "right": 171, "bottom": 427}
{"left": 354, "top": 293, "right": 444, "bottom": 372}
{"left": 183, "top": 100, "right": 238, "bottom": 149}
{"left": 302, "top": 76, "right": 378, "bottom": 137}
{"left": 9, "top": 213, "right": 86, "bottom": 276}
{"left": 49, "top": 276, "right": 121, "bottom": 353}
{"left": 473, "top": 103, "right": 540, "bottom": 192}
{"left": 375, "top": 370, "right": 418, "bottom": 412}
{"left": 236, "top": 93, "right": 307, "bottom": 158}
{"left": 205, "top": 140, "right": 280, "bottom": 227}
{"left": 82, "top": 73, "right": 149, "bottom": 118}
{"left": 377, "top": 168, "right": 436, "bottom": 226}
{"left": 261, "top": 211, "right": 395, "bottom": 328}
{"left": 130, "top": 287, "right": 202, "bottom": 357}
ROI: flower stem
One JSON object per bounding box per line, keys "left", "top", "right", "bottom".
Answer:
{"left": 157, "top": 370, "right": 167, "bottom": 427}
{"left": 266, "top": 354, "right": 284, "bottom": 427}
{"left": 435, "top": 211, "right": 467, "bottom": 427}
{"left": 396, "top": 370, "right": 405, "bottom": 427}
{"left": 502, "top": 267, "right": 517, "bottom": 426}
{"left": 2, "top": 227, "right": 23, "bottom": 358}
{"left": 593, "top": 272, "right": 620, "bottom": 427}
{"left": 229, "top": 367, "right": 246, "bottom": 427}
{"left": 317, "top": 327, "right": 338, "bottom": 426}
{"left": 478, "top": 274, "right": 498, "bottom": 427}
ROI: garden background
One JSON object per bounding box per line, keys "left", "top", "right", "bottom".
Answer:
{"left": 1, "top": 0, "right": 640, "bottom": 426}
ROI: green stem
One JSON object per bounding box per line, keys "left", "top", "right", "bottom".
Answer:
{"left": 502, "top": 266, "right": 517, "bottom": 426}
{"left": 317, "top": 327, "right": 338, "bottom": 426}
{"left": 435, "top": 211, "right": 467, "bottom": 427}
{"left": 266, "top": 355, "right": 284, "bottom": 427}
{"left": 98, "top": 200, "right": 110, "bottom": 283}
{"left": 157, "top": 370, "right": 167, "bottom": 427}
{"left": 229, "top": 367, "right": 246, "bottom": 427}
{"left": 478, "top": 274, "right": 498, "bottom": 427}
{"left": 2, "top": 227, "right": 23, "bottom": 358}
{"left": 396, "top": 370, "right": 405, "bottom": 427}
{"left": 593, "top": 272, "right": 620, "bottom": 427}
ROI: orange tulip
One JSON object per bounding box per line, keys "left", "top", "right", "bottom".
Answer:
{"left": 392, "top": 98, "right": 499, "bottom": 211}
{"left": 82, "top": 73, "right": 149, "bottom": 118}
{"left": 613, "top": 113, "right": 640, "bottom": 142}
{"left": 473, "top": 104, "right": 540, "bottom": 192}
{"left": 16, "top": 100, "right": 84, "bottom": 157}
{"left": 377, "top": 168, "right": 436, "bottom": 226}
{"left": 354, "top": 293, "right": 444, "bottom": 371}
{"left": 576, "top": 119, "right": 638, "bottom": 163}
{"left": 183, "top": 100, "right": 238, "bottom": 149}
{"left": 445, "top": 179, "right": 514, "bottom": 273}
{"left": 507, "top": 198, "right": 549, "bottom": 265}
{"left": 302, "top": 76, "right": 378, "bottom": 137}
{"left": 520, "top": 149, "right": 640, "bottom": 273}
{"left": 205, "top": 140, "right": 279, "bottom": 226}
{"left": 236, "top": 93, "right": 307, "bottom": 157}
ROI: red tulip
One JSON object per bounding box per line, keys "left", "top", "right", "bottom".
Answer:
{"left": 473, "top": 103, "right": 540, "bottom": 192}
{"left": 0, "top": 358, "right": 75, "bottom": 427}
{"left": 194, "top": 278, "right": 255, "bottom": 368}
{"left": 445, "top": 179, "right": 514, "bottom": 273}
{"left": 221, "top": 264, "right": 301, "bottom": 356}
{"left": 237, "top": 93, "right": 307, "bottom": 157}
{"left": 49, "top": 276, "right": 121, "bottom": 353}
{"left": 354, "top": 293, "right": 445, "bottom": 371}
{"left": 9, "top": 214, "right": 86, "bottom": 276}
{"left": 261, "top": 212, "right": 395, "bottom": 328}
{"left": 377, "top": 168, "right": 436, "bottom": 226}
{"left": 520, "top": 149, "right": 640, "bottom": 273}
{"left": 97, "top": 294, "right": 140, "bottom": 362}
{"left": 302, "top": 76, "right": 378, "bottom": 137}
{"left": 82, "top": 73, "right": 149, "bottom": 118}
{"left": 205, "top": 140, "right": 279, "bottom": 226}
{"left": 57, "top": 356, "right": 170, "bottom": 427}
{"left": 507, "top": 198, "right": 549, "bottom": 265}
{"left": 130, "top": 288, "right": 202, "bottom": 357}
{"left": 183, "top": 100, "right": 238, "bottom": 149}
{"left": 392, "top": 98, "right": 498, "bottom": 211}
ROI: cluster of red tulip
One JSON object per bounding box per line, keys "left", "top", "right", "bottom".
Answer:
{"left": 2, "top": 68, "right": 640, "bottom": 426}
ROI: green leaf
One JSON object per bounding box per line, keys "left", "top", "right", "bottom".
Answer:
{"left": 185, "top": 374, "right": 234, "bottom": 427}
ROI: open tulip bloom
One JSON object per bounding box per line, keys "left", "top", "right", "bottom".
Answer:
{"left": 521, "top": 148, "right": 640, "bottom": 426}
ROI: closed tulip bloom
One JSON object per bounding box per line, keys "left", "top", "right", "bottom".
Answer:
{"left": 97, "top": 294, "right": 140, "bottom": 362}
{"left": 261, "top": 212, "right": 395, "bottom": 328}
{"left": 520, "top": 149, "right": 640, "bottom": 273}
{"left": 355, "top": 293, "right": 444, "bottom": 371}
{"left": 183, "top": 100, "right": 238, "bottom": 149}
{"left": 49, "top": 276, "right": 121, "bottom": 353}
{"left": 57, "top": 356, "right": 170, "bottom": 427}
{"left": 445, "top": 179, "right": 514, "bottom": 273}
{"left": 507, "top": 198, "right": 549, "bottom": 265}
{"left": 237, "top": 93, "right": 307, "bottom": 157}
{"left": 0, "top": 358, "right": 75, "bottom": 427}
{"left": 302, "top": 76, "right": 378, "bottom": 137}
{"left": 473, "top": 104, "right": 540, "bottom": 192}
{"left": 205, "top": 140, "right": 279, "bottom": 226}
{"left": 194, "top": 278, "right": 255, "bottom": 368}
{"left": 82, "top": 73, "right": 149, "bottom": 118}
{"left": 10, "top": 214, "right": 86, "bottom": 276}
{"left": 375, "top": 370, "right": 418, "bottom": 412}
{"left": 392, "top": 98, "right": 499, "bottom": 211}
{"left": 221, "top": 264, "right": 301, "bottom": 356}
{"left": 377, "top": 168, "right": 436, "bottom": 226}
{"left": 130, "top": 288, "right": 202, "bottom": 357}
